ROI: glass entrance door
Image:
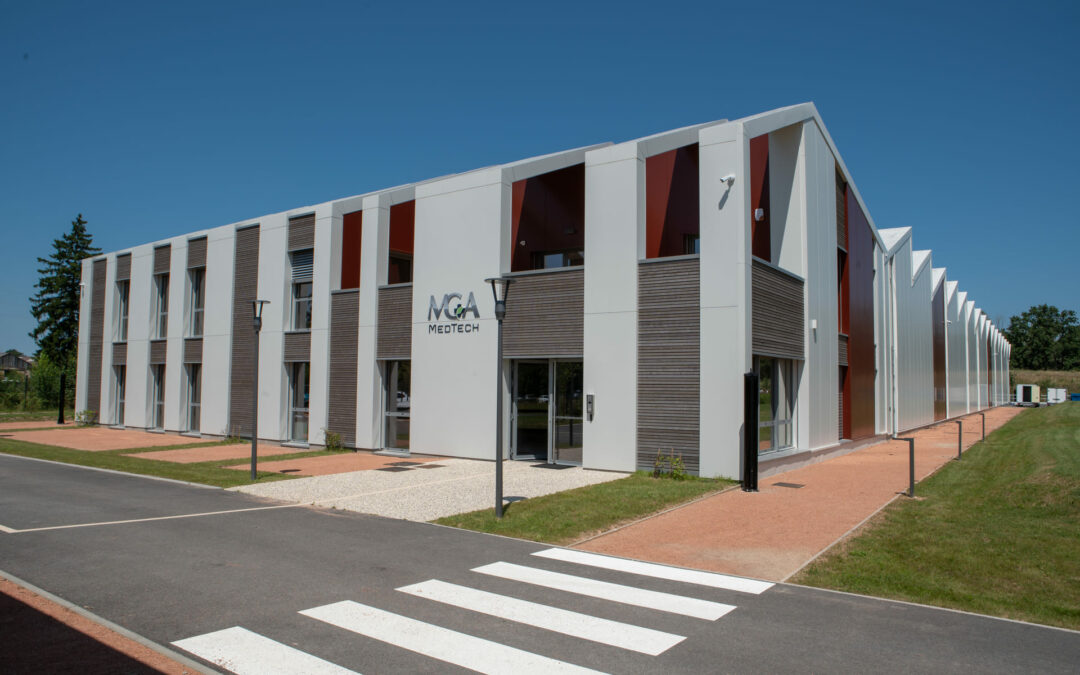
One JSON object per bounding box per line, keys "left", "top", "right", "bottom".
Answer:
{"left": 511, "top": 359, "right": 583, "bottom": 465}
{"left": 553, "top": 361, "right": 583, "bottom": 464}
{"left": 512, "top": 361, "right": 549, "bottom": 460}
{"left": 383, "top": 360, "right": 410, "bottom": 450}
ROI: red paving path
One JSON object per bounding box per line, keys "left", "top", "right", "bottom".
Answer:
{"left": 578, "top": 407, "right": 1024, "bottom": 582}
{"left": 6, "top": 427, "right": 220, "bottom": 451}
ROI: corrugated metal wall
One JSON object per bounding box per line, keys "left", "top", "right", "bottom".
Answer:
{"left": 637, "top": 258, "right": 699, "bottom": 473}
{"left": 328, "top": 290, "right": 359, "bottom": 447}
{"left": 228, "top": 225, "right": 260, "bottom": 437}
{"left": 87, "top": 259, "right": 107, "bottom": 414}
{"left": 503, "top": 270, "right": 584, "bottom": 358}
{"left": 894, "top": 247, "right": 934, "bottom": 432}
{"left": 376, "top": 286, "right": 412, "bottom": 360}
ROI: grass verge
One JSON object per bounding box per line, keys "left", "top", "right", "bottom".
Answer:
{"left": 0, "top": 437, "right": 344, "bottom": 488}
{"left": 793, "top": 404, "right": 1080, "bottom": 630}
{"left": 0, "top": 409, "right": 74, "bottom": 424}
{"left": 434, "top": 472, "right": 736, "bottom": 546}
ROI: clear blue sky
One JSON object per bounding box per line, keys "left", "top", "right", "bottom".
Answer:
{"left": 2, "top": 0, "right": 1077, "bottom": 354}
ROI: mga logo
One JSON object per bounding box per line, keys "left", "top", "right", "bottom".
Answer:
{"left": 428, "top": 292, "right": 481, "bottom": 321}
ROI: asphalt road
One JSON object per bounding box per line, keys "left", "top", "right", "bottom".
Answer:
{"left": 1, "top": 453, "right": 1078, "bottom": 674}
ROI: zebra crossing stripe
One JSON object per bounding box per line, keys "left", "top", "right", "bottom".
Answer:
{"left": 533, "top": 548, "right": 774, "bottom": 594}
{"left": 397, "top": 579, "right": 685, "bottom": 656}
{"left": 172, "top": 626, "right": 358, "bottom": 675}
{"left": 472, "top": 562, "right": 735, "bottom": 621}
{"left": 300, "top": 600, "right": 606, "bottom": 675}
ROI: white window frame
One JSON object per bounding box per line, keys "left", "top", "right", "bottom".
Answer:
{"left": 154, "top": 273, "right": 169, "bottom": 339}
{"left": 117, "top": 280, "right": 130, "bottom": 341}
{"left": 188, "top": 268, "right": 205, "bottom": 337}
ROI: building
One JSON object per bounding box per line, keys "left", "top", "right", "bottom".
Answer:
{"left": 74, "top": 103, "right": 1011, "bottom": 479}
{"left": 1, "top": 352, "right": 33, "bottom": 376}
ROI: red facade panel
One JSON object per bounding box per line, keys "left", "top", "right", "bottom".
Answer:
{"left": 645, "top": 144, "right": 700, "bottom": 258}
{"left": 340, "top": 210, "right": 362, "bottom": 290}
{"left": 846, "top": 190, "right": 876, "bottom": 440}
{"left": 932, "top": 283, "right": 947, "bottom": 420}
{"left": 750, "top": 134, "right": 770, "bottom": 261}
{"left": 388, "top": 200, "right": 415, "bottom": 284}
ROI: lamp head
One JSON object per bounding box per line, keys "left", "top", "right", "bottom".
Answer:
{"left": 252, "top": 299, "right": 270, "bottom": 331}
{"left": 485, "top": 277, "right": 512, "bottom": 321}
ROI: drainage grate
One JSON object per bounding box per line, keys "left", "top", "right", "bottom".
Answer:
{"left": 375, "top": 466, "right": 413, "bottom": 472}
{"left": 773, "top": 482, "right": 805, "bottom": 489}
{"left": 388, "top": 461, "right": 423, "bottom": 467}
{"left": 530, "top": 463, "right": 575, "bottom": 470}
{"left": 413, "top": 464, "right": 445, "bottom": 469}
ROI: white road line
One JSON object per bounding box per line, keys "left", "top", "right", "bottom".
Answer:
{"left": 473, "top": 562, "right": 735, "bottom": 621}
{"left": 8, "top": 504, "right": 298, "bottom": 533}
{"left": 397, "top": 579, "right": 685, "bottom": 656}
{"left": 172, "top": 626, "right": 358, "bottom": 675}
{"left": 300, "top": 600, "right": 606, "bottom": 675}
{"left": 533, "top": 548, "right": 774, "bottom": 595}
{"left": 0, "top": 524, "right": 17, "bottom": 534}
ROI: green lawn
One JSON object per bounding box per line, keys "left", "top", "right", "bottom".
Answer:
{"left": 794, "top": 404, "right": 1080, "bottom": 630}
{"left": 0, "top": 408, "right": 74, "bottom": 425}
{"left": 435, "top": 472, "right": 736, "bottom": 545}
{"left": 0, "top": 437, "right": 342, "bottom": 488}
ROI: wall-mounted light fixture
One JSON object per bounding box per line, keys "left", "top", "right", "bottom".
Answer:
{"left": 754, "top": 208, "right": 765, "bottom": 222}
{"left": 721, "top": 175, "right": 735, "bottom": 187}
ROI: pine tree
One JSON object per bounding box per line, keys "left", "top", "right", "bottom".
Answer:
{"left": 29, "top": 215, "right": 101, "bottom": 368}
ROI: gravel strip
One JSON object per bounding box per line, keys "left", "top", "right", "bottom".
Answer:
{"left": 231, "top": 459, "right": 626, "bottom": 521}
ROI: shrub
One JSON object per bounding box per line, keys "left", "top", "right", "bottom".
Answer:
{"left": 323, "top": 429, "right": 344, "bottom": 452}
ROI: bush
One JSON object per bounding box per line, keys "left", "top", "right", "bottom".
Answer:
{"left": 323, "top": 429, "right": 344, "bottom": 452}
{"left": 75, "top": 409, "right": 98, "bottom": 426}
{"left": 652, "top": 447, "right": 688, "bottom": 480}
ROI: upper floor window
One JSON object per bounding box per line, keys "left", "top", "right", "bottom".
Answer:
{"left": 511, "top": 163, "right": 585, "bottom": 272}
{"left": 154, "top": 273, "right": 169, "bottom": 338}
{"left": 116, "top": 280, "right": 130, "bottom": 341}
{"left": 188, "top": 268, "right": 205, "bottom": 336}
{"left": 291, "top": 249, "right": 313, "bottom": 330}
{"left": 387, "top": 200, "right": 414, "bottom": 284}
{"left": 645, "top": 144, "right": 700, "bottom": 259}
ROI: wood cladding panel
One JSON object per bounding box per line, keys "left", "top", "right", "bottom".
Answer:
{"left": 377, "top": 286, "right": 412, "bottom": 360}
{"left": 115, "top": 253, "right": 131, "bottom": 281}
{"left": 283, "top": 332, "right": 311, "bottom": 363}
{"left": 187, "top": 237, "right": 207, "bottom": 268}
{"left": 847, "top": 191, "right": 876, "bottom": 440}
{"left": 111, "top": 342, "right": 127, "bottom": 366}
{"left": 229, "top": 225, "right": 260, "bottom": 437}
{"left": 153, "top": 246, "right": 171, "bottom": 274}
{"left": 149, "top": 340, "right": 167, "bottom": 365}
{"left": 751, "top": 260, "right": 805, "bottom": 360}
{"left": 328, "top": 291, "right": 359, "bottom": 447}
{"left": 637, "top": 259, "right": 699, "bottom": 473}
{"left": 503, "top": 270, "right": 583, "bottom": 358}
{"left": 288, "top": 214, "right": 315, "bottom": 251}
{"left": 932, "top": 284, "right": 947, "bottom": 420}
{"left": 87, "top": 259, "right": 107, "bottom": 413}
{"left": 184, "top": 338, "right": 203, "bottom": 364}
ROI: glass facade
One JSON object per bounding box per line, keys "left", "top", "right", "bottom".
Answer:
{"left": 154, "top": 274, "right": 169, "bottom": 338}
{"left": 383, "top": 360, "right": 410, "bottom": 450}
{"left": 757, "top": 357, "right": 796, "bottom": 454}
{"left": 186, "top": 364, "right": 201, "bottom": 432}
{"left": 152, "top": 364, "right": 165, "bottom": 429}
{"left": 189, "top": 268, "right": 204, "bottom": 336}
{"left": 290, "top": 362, "right": 310, "bottom": 442}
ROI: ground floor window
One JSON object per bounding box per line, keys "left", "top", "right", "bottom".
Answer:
{"left": 152, "top": 364, "right": 166, "bottom": 429}
{"left": 756, "top": 356, "right": 796, "bottom": 454}
{"left": 383, "top": 360, "right": 410, "bottom": 450}
{"left": 186, "top": 364, "right": 201, "bottom": 432}
{"left": 113, "top": 365, "right": 126, "bottom": 426}
{"left": 290, "top": 362, "right": 310, "bottom": 443}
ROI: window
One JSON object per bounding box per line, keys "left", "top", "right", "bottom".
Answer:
{"left": 291, "top": 250, "right": 313, "bottom": 330}
{"left": 188, "top": 268, "right": 204, "bottom": 336}
{"left": 387, "top": 200, "right": 414, "bottom": 284}
{"left": 186, "top": 364, "right": 201, "bottom": 432}
{"left": 684, "top": 234, "right": 700, "bottom": 255}
{"left": 114, "top": 365, "right": 126, "bottom": 425}
{"left": 510, "top": 164, "right": 585, "bottom": 272}
{"left": 645, "top": 144, "right": 700, "bottom": 259}
{"left": 152, "top": 364, "right": 166, "bottom": 429}
{"left": 383, "top": 360, "right": 410, "bottom": 450}
{"left": 154, "top": 274, "right": 169, "bottom": 338}
{"left": 290, "top": 362, "right": 310, "bottom": 442}
{"left": 756, "top": 357, "right": 796, "bottom": 454}
{"left": 117, "top": 281, "right": 130, "bottom": 341}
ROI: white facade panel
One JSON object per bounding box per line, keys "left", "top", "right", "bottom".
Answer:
{"left": 582, "top": 141, "right": 641, "bottom": 472}
{"left": 200, "top": 226, "right": 236, "bottom": 436}
{"left": 75, "top": 258, "right": 93, "bottom": 414}
{"left": 256, "top": 213, "right": 288, "bottom": 441}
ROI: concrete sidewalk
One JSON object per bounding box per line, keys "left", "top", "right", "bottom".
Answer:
{"left": 577, "top": 407, "right": 1024, "bottom": 582}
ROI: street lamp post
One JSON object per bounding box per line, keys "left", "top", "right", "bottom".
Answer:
{"left": 251, "top": 300, "right": 269, "bottom": 481}
{"left": 486, "top": 277, "right": 512, "bottom": 518}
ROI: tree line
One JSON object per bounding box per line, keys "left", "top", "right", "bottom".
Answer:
{"left": 1003, "top": 305, "right": 1080, "bottom": 371}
